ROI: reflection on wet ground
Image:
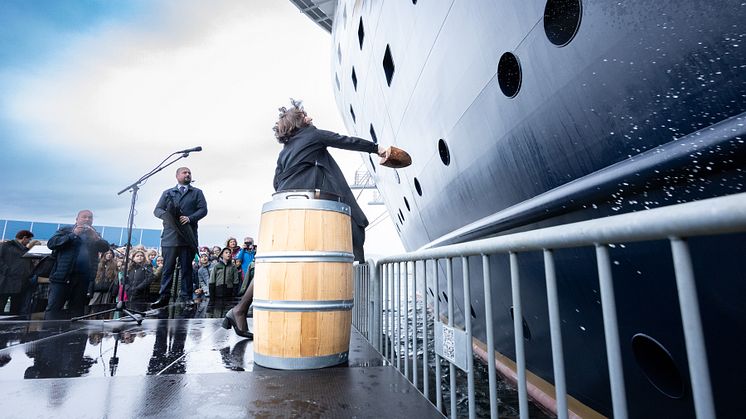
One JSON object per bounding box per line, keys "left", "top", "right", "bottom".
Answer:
{"left": 0, "top": 299, "right": 255, "bottom": 379}
{"left": 0, "top": 300, "right": 430, "bottom": 418}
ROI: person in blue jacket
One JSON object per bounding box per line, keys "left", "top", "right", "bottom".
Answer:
{"left": 45, "top": 210, "right": 109, "bottom": 319}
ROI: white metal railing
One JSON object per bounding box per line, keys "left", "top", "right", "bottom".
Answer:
{"left": 351, "top": 192, "right": 746, "bottom": 419}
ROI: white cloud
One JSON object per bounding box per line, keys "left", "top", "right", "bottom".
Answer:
{"left": 3, "top": 0, "right": 402, "bottom": 256}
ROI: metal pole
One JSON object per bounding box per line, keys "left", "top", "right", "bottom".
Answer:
{"left": 595, "top": 244, "right": 628, "bottom": 419}
{"left": 389, "top": 262, "right": 396, "bottom": 366}
{"left": 413, "top": 260, "right": 419, "bottom": 390}
{"left": 394, "top": 262, "right": 401, "bottom": 372}
{"left": 543, "top": 250, "right": 568, "bottom": 419}
{"left": 404, "top": 261, "right": 410, "bottom": 380}
{"left": 383, "top": 263, "right": 388, "bottom": 359}
{"left": 447, "top": 258, "right": 457, "bottom": 418}
{"left": 671, "top": 238, "right": 716, "bottom": 419}
{"left": 482, "top": 254, "right": 499, "bottom": 419}
{"left": 510, "top": 252, "right": 528, "bottom": 419}
{"left": 423, "top": 259, "right": 430, "bottom": 400}
{"left": 389, "top": 263, "right": 395, "bottom": 364}
{"left": 354, "top": 266, "right": 358, "bottom": 329}
{"left": 463, "top": 257, "right": 475, "bottom": 419}
{"left": 434, "top": 259, "right": 443, "bottom": 413}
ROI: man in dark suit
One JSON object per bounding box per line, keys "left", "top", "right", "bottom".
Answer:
{"left": 151, "top": 167, "right": 207, "bottom": 308}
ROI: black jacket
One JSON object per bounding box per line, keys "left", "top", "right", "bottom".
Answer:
{"left": 0, "top": 240, "right": 33, "bottom": 294}
{"left": 273, "top": 125, "right": 378, "bottom": 227}
{"left": 154, "top": 185, "right": 208, "bottom": 247}
{"left": 47, "top": 226, "right": 109, "bottom": 285}
{"left": 125, "top": 263, "right": 154, "bottom": 301}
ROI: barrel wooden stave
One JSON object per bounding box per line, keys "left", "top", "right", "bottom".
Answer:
{"left": 254, "top": 310, "right": 352, "bottom": 358}
{"left": 258, "top": 209, "right": 352, "bottom": 252}
{"left": 253, "top": 262, "right": 353, "bottom": 302}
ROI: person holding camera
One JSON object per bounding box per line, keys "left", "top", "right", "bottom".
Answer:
{"left": 235, "top": 237, "right": 255, "bottom": 278}
{"left": 45, "top": 210, "right": 110, "bottom": 318}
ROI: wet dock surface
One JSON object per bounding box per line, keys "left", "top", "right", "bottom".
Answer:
{"left": 0, "top": 301, "right": 441, "bottom": 418}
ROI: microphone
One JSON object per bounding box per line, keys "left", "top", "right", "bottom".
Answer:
{"left": 176, "top": 146, "right": 203, "bottom": 154}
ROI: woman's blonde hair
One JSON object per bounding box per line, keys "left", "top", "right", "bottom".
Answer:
{"left": 273, "top": 99, "right": 309, "bottom": 144}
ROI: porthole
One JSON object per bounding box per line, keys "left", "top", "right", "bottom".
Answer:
{"left": 349, "top": 105, "right": 356, "bottom": 123}
{"left": 383, "top": 44, "right": 395, "bottom": 86}
{"left": 414, "top": 178, "right": 422, "bottom": 196}
{"left": 399, "top": 208, "right": 405, "bottom": 222}
{"left": 335, "top": 73, "right": 340, "bottom": 90}
{"left": 441, "top": 291, "right": 449, "bottom": 303}
{"left": 395, "top": 224, "right": 401, "bottom": 234}
{"left": 509, "top": 307, "right": 532, "bottom": 341}
{"left": 544, "top": 0, "right": 583, "bottom": 47}
{"left": 369, "top": 124, "right": 378, "bottom": 144}
{"left": 497, "top": 52, "right": 522, "bottom": 98}
{"left": 631, "top": 334, "right": 685, "bottom": 399}
{"left": 358, "top": 18, "right": 364, "bottom": 49}
{"left": 394, "top": 169, "right": 400, "bottom": 184}
{"left": 438, "top": 139, "right": 451, "bottom": 166}
{"left": 351, "top": 67, "right": 358, "bottom": 91}
{"left": 403, "top": 196, "right": 410, "bottom": 211}
{"left": 369, "top": 155, "right": 376, "bottom": 173}
{"left": 337, "top": 44, "right": 342, "bottom": 64}
{"left": 428, "top": 288, "right": 434, "bottom": 297}
{"left": 470, "top": 305, "right": 477, "bottom": 319}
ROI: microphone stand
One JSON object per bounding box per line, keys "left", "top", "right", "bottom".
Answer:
{"left": 72, "top": 150, "right": 198, "bottom": 324}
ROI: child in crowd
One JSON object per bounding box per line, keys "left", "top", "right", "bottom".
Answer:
{"left": 194, "top": 253, "right": 211, "bottom": 300}
{"left": 125, "top": 250, "right": 154, "bottom": 302}
{"left": 209, "top": 248, "right": 238, "bottom": 299}
{"left": 149, "top": 256, "right": 164, "bottom": 301}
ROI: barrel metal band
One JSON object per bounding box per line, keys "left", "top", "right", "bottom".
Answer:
{"left": 255, "top": 251, "right": 354, "bottom": 263}
{"left": 253, "top": 299, "right": 354, "bottom": 312}
{"left": 261, "top": 199, "right": 351, "bottom": 216}
{"left": 254, "top": 351, "right": 349, "bottom": 370}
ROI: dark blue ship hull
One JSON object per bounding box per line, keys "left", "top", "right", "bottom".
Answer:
{"left": 325, "top": 0, "right": 746, "bottom": 416}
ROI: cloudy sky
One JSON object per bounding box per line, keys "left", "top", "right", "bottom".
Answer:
{"left": 0, "top": 0, "right": 402, "bottom": 256}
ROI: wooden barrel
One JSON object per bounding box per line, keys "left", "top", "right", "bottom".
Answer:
{"left": 252, "top": 190, "right": 354, "bottom": 369}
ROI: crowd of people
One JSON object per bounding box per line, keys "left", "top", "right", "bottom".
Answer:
{"left": 0, "top": 227, "right": 256, "bottom": 317}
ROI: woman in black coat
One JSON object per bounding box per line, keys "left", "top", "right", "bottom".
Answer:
{"left": 222, "top": 100, "right": 386, "bottom": 339}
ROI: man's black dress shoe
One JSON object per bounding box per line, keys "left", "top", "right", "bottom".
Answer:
{"left": 150, "top": 297, "right": 170, "bottom": 309}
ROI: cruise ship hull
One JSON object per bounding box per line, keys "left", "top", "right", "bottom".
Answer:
{"left": 323, "top": 0, "right": 746, "bottom": 416}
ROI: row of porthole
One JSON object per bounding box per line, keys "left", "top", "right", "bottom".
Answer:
{"left": 355, "top": 0, "right": 582, "bottom": 227}
{"left": 340, "top": 0, "right": 582, "bottom": 97}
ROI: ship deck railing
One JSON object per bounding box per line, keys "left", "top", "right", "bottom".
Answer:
{"left": 352, "top": 192, "right": 746, "bottom": 419}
